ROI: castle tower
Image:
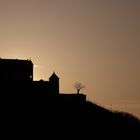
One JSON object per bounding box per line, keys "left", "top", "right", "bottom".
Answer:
{"left": 0, "top": 59, "right": 33, "bottom": 95}
{"left": 49, "top": 72, "right": 59, "bottom": 94}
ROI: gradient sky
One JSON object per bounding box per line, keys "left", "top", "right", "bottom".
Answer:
{"left": 0, "top": 0, "right": 140, "bottom": 118}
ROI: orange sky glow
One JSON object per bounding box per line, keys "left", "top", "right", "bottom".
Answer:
{"left": 0, "top": 0, "right": 140, "bottom": 118}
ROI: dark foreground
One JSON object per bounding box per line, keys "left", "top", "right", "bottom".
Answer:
{"left": 1, "top": 96, "right": 140, "bottom": 139}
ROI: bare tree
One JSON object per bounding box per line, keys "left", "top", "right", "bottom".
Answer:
{"left": 74, "top": 82, "right": 85, "bottom": 94}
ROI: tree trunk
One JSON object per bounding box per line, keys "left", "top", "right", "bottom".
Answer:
{"left": 77, "top": 89, "right": 80, "bottom": 94}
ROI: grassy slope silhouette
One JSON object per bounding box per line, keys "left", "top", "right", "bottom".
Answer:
{"left": 2, "top": 95, "right": 140, "bottom": 139}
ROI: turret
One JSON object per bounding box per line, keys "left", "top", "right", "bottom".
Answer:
{"left": 49, "top": 72, "right": 59, "bottom": 94}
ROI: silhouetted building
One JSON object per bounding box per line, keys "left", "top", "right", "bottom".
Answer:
{"left": 32, "top": 72, "right": 59, "bottom": 95}
{"left": 0, "top": 59, "right": 33, "bottom": 95}
{"left": 0, "top": 58, "right": 86, "bottom": 102}
{"left": 0, "top": 59, "right": 59, "bottom": 95}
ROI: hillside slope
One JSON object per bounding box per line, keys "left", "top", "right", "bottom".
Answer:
{"left": 1, "top": 96, "right": 140, "bottom": 139}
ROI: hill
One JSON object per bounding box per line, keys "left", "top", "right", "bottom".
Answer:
{"left": 1, "top": 96, "right": 140, "bottom": 139}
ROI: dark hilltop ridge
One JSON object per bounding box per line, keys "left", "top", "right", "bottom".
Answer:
{"left": 0, "top": 58, "right": 140, "bottom": 138}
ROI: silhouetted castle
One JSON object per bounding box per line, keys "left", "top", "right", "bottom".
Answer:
{"left": 0, "top": 58, "right": 86, "bottom": 102}
{"left": 0, "top": 59, "right": 59, "bottom": 94}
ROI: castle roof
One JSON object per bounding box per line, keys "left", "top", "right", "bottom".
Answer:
{"left": 49, "top": 72, "right": 59, "bottom": 80}
{"left": 0, "top": 58, "right": 33, "bottom": 65}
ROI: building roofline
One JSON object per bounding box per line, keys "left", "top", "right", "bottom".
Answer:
{"left": 49, "top": 72, "right": 59, "bottom": 79}
{"left": 0, "top": 58, "right": 33, "bottom": 64}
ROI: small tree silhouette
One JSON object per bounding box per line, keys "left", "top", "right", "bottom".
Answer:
{"left": 74, "top": 82, "right": 85, "bottom": 94}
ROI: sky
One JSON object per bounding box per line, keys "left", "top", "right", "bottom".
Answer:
{"left": 0, "top": 0, "right": 140, "bottom": 118}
